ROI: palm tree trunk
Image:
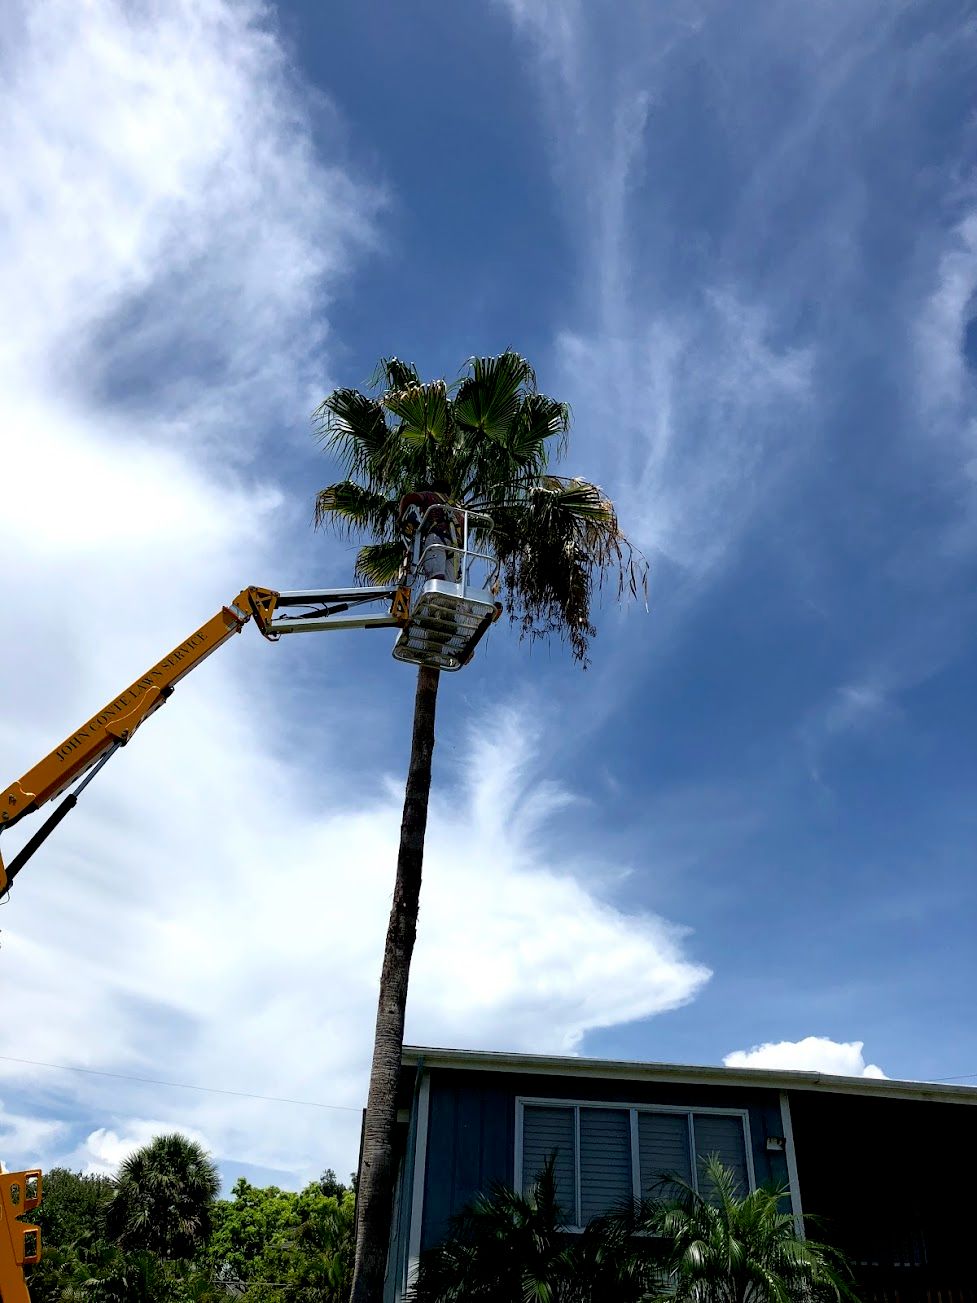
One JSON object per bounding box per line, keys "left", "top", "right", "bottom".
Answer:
{"left": 350, "top": 663, "right": 440, "bottom": 1303}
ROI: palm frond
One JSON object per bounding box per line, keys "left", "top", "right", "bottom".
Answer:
{"left": 488, "top": 477, "right": 647, "bottom": 663}
{"left": 354, "top": 540, "right": 408, "bottom": 584}
{"left": 453, "top": 351, "right": 536, "bottom": 440}
{"left": 313, "top": 388, "right": 390, "bottom": 472}
{"left": 383, "top": 380, "right": 450, "bottom": 443}
{"left": 313, "top": 480, "right": 397, "bottom": 539}
{"left": 371, "top": 356, "right": 420, "bottom": 391}
{"left": 507, "top": 393, "right": 569, "bottom": 463}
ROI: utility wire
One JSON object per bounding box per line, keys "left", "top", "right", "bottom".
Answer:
{"left": 0, "top": 1053, "right": 360, "bottom": 1112}
{"left": 5, "top": 1049, "right": 973, "bottom": 1105}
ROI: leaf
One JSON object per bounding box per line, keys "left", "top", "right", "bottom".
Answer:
{"left": 453, "top": 351, "right": 536, "bottom": 440}
{"left": 355, "top": 540, "right": 408, "bottom": 584}
{"left": 372, "top": 356, "right": 421, "bottom": 391}
{"left": 383, "top": 380, "right": 450, "bottom": 443}
{"left": 506, "top": 394, "right": 569, "bottom": 464}
{"left": 313, "top": 481, "right": 397, "bottom": 538}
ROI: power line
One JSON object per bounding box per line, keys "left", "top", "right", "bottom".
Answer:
{"left": 0, "top": 1053, "right": 361, "bottom": 1112}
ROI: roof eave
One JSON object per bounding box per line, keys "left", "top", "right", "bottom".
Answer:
{"left": 401, "top": 1045, "right": 977, "bottom": 1106}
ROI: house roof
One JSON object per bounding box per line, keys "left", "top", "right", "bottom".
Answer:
{"left": 402, "top": 1044, "right": 977, "bottom": 1106}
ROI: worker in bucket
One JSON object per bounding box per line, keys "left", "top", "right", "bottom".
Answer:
{"left": 398, "top": 481, "right": 460, "bottom": 581}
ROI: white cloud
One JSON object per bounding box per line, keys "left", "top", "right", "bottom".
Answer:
{"left": 724, "top": 1036, "right": 887, "bottom": 1079}
{"left": 78, "top": 1121, "right": 214, "bottom": 1178}
{"left": 0, "top": 0, "right": 709, "bottom": 1187}
{"left": 1, "top": 693, "right": 711, "bottom": 1182}
{"left": 0, "top": 1100, "right": 66, "bottom": 1157}
{"left": 0, "top": 0, "right": 380, "bottom": 453}
{"left": 413, "top": 713, "right": 711, "bottom": 1053}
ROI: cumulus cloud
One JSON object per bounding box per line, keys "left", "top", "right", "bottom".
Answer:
{"left": 0, "top": 0, "right": 709, "bottom": 1187}
{"left": 0, "top": 1100, "right": 66, "bottom": 1157}
{"left": 0, "top": 0, "right": 380, "bottom": 452}
{"left": 724, "top": 1037, "right": 887, "bottom": 1079}
{"left": 78, "top": 1121, "right": 215, "bottom": 1178}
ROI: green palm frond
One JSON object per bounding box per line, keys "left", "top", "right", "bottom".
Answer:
{"left": 372, "top": 356, "right": 421, "bottom": 391}
{"left": 619, "top": 1157, "right": 857, "bottom": 1303}
{"left": 313, "top": 388, "right": 390, "bottom": 472}
{"left": 106, "top": 1135, "right": 220, "bottom": 1263}
{"left": 507, "top": 393, "right": 569, "bottom": 463}
{"left": 383, "top": 380, "right": 450, "bottom": 443}
{"left": 313, "top": 480, "right": 397, "bottom": 538}
{"left": 355, "top": 540, "right": 409, "bottom": 584}
{"left": 453, "top": 351, "right": 537, "bottom": 439}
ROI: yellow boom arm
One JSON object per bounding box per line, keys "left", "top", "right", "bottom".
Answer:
{"left": 0, "top": 587, "right": 279, "bottom": 894}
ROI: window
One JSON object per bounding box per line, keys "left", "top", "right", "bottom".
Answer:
{"left": 518, "top": 1099, "right": 753, "bottom": 1228}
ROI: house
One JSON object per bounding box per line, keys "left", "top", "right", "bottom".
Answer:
{"left": 384, "top": 1044, "right": 977, "bottom": 1302}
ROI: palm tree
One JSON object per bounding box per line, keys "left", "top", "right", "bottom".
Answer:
{"left": 104, "top": 1133, "right": 221, "bottom": 1262}
{"left": 630, "top": 1155, "right": 857, "bottom": 1302}
{"left": 313, "top": 352, "right": 644, "bottom": 1302}
{"left": 408, "top": 1157, "right": 641, "bottom": 1303}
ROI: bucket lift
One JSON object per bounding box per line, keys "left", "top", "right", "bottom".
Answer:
{"left": 0, "top": 508, "right": 500, "bottom": 899}
{"left": 268, "top": 506, "right": 501, "bottom": 672}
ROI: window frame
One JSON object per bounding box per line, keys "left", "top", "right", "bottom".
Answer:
{"left": 515, "top": 1095, "right": 756, "bottom": 1232}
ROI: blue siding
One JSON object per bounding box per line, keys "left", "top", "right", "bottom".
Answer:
{"left": 417, "top": 1069, "right": 793, "bottom": 1253}
{"left": 421, "top": 1071, "right": 515, "bottom": 1251}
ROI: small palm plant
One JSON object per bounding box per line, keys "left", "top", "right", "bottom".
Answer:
{"left": 409, "top": 1157, "right": 637, "bottom": 1303}
{"left": 630, "top": 1155, "right": 857, "bottom": 1302}
{"left": 411, "top": 1157, "right": 858, "bottom": 1303}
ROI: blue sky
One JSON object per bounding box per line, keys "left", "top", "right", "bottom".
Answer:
{"left": 0, "top": 0, "right": 975, "bottom": 1187}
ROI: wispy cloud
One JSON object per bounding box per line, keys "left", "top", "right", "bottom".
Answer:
{"left": 724, "top": 1036, "right": 886, "bottom": 1080}
{"left": 499, "top": 0, "right": 817, "bottom": 581}
{"left": 915, "top": 212, "right": 977, "bottom": 522}
{"left": 557, "top": 295, "right": 813, "bottom": 573}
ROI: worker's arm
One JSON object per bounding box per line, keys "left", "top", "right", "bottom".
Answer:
{"left": 0, "top": 587, "right": 278, "bottom": 891}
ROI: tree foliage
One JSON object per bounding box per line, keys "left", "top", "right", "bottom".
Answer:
{"left": 624, "top": 1154, "right": 857, "bottom": 1302}
{"left": 314, "top": 351, "right": 646, "bottom": 663}
{"left": 27, "top": 1152, "right": 355, "bottom": 1303}
{"left": 104, "top": 1133, "right": 220, "bottom": 1261}
{"left": 408, "top": 1157, "right": 649, "bottom": 1303}
{"left": 26, "top": 1145, "right": 857, "bottom": 1303}
{"left": 410, "top": 1157, "right": 859, "bottom": 1303}
{"left": 205, "top": 1175, "right": 355, "bottom": 1302}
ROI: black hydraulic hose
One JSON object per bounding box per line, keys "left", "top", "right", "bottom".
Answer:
{"left": 4, "top": 793, "right": 79, "bottom": 886}
{"left": 2, "top": 737, "right": 126, "bottom": 888}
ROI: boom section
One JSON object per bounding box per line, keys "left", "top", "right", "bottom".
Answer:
{"left": 0, "top": 587, "right": 278, "bottom": 839}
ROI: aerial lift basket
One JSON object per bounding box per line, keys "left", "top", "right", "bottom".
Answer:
{"left": 393, "top": 507, "right": 500, "bottom": 671}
